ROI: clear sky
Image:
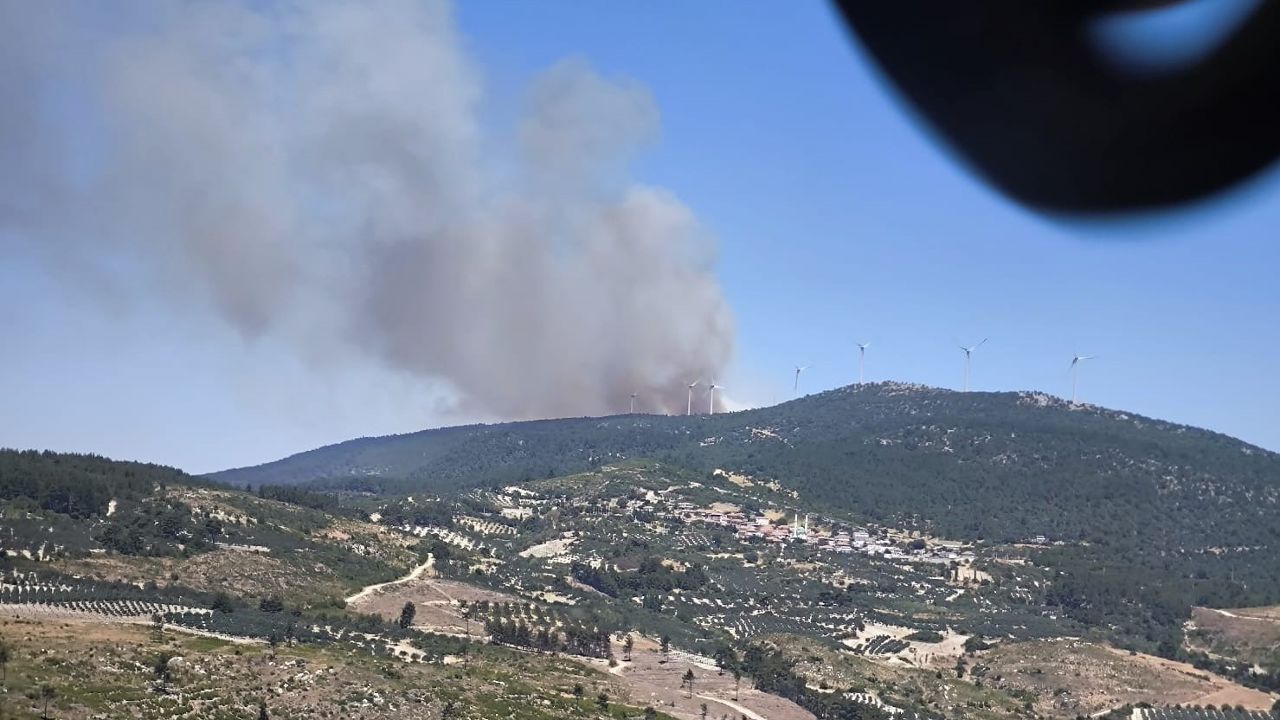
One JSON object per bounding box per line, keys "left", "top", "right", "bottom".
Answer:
{"left": 2, "top": 1, "right": 1278, "bottom": 473}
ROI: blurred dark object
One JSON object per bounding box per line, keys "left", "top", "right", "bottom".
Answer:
{"left": 833, "top": 0, "right": 1280, "bottom": 214}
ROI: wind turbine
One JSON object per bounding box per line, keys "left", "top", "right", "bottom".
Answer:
{"left": 1069, "top": 355, "right": 1094, "bottom": 404}
{"left": 629, "top": 392, "right": 637, "bottom": 414}
{"left": 959, "top": 338, "right": 987, "bottom": 392}
{"left": 707, "top": 383, "right": 721, "bottom": 415}
{"left": 856, "top": 342, "right": 871, "bottom": 385}
{"left": 793, "top": 366, "right": 810, "bottom": 396}
{"left": 686, "top": 380, "right": 699, "bottom": 416}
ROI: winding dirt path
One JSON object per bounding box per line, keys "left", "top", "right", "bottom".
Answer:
{"left": 344, "top": 555, "right": 435, "bottom": 605}
{"left": 695, "top": 694, "right": 768, "bottom": 720}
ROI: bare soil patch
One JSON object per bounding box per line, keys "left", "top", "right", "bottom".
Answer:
{"left": 609, "top": 635, "right": 814, "bottom": 720}
{"left": 981, "top": 638, "right": 1275, "bottom": 717}
{"left": 347, "top": 573, "right": 518, "bottom": 635}
{"left": 1187, "top": 606, "right": 1280, "bottom": 666}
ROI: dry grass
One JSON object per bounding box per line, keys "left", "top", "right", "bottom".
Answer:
{"left": 0, "top": 615, "right": 659, "bottom": 720}
{"left": 60, "top": 549, "right": 349, "bottom": 602}
{"left": 981, "top": 638, "right": 1276, "bottom": 717}
{"left": 1186, "top": 606, "right": 1280, "bottom": 668}
{"left": 771, "top": 634, "right": 1027, "bottom": 720}
{"left": 608, "top": 635, "right": 814, "bottom": 720}
{"left": 347, "top": 575, "right": 519, "bottom": 635}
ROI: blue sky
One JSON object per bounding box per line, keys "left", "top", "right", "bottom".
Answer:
{"left": 456, "top": 2, "right": 1279, "bottom": 437}
{"left": 3, "top": 1, "right": 1279, "bottom": 472}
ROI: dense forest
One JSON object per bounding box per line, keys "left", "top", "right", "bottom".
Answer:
{"left": 0, "top": 450, "right": 219, "bottom": 557}
{"left": 0, "top": 449, "right": 196, "bottom": 518}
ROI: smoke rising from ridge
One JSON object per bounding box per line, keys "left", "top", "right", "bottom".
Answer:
{"left": 0, "top": 0, "right": 733, "bottom": 420}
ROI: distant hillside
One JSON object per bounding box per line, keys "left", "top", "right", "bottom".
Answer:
{"left": 0, "top": 449, "right": 196, "bottom": 518}
{"left": 0, "top": 449, "right": 216, "bottom": 558}
{"left": 209, "top": 383, "right": 1280, "bottom": 550}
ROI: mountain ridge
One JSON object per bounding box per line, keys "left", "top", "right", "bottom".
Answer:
{"left": 205, "top": 382, "right": 1280, "bottom": 551}
{"left": 209, "top": 381, "right": 1276, "bottom": 485}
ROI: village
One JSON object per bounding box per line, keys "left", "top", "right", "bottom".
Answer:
{"left": 669, "top": 501, "right": 976, "bottom": 567}
{"left": 424, "top": 472, "right": 983, "bottom": 575}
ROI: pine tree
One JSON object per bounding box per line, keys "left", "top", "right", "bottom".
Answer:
{"left": 399, "top": 601, "right": 416, "bottom": 629}
{"left": 258, "top": 699, "right": 269, "bottom": 720}
{"left": 40, "top": 684, "right": 56, "bottom": 720}
{"left": 153, "top": 652, "right": 172, "bottom": 689}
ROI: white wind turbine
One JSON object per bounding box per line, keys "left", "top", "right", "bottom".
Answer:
{"left": 856, "top": 342, "right": 871, "bottom": 384}
{"left": 793, "top": 365, "right": 810, "bottom": 396}
{"left": 686, "top": 380, "right": 699, "bottom": 416}
{"left": 959, "top": 338, "right": 987, "bottom": 392}
{"left": 1069, "top": 355, "right": 1095, "bottom": 404}
{"left": 707, "top": 383, "right": 722, "bottom": 415}
{"left": 629, "top": 392, "right": 637, "bottom": 414}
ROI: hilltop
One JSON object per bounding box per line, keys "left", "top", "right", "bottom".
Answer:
{"left": 206, "top": 383, "right": 1280, "bottom": 655}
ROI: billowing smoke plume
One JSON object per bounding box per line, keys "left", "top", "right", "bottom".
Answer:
{"left": 0, "top": 0, "right": 733, "bottom": 419}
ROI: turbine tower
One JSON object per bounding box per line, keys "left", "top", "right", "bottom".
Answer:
{"left": 793, "top": 365, "right": 809, "bottom": 396}
{"left": 1070, "top": 355, "right": 1094, "bottom": 404}
{"left": 707, "top": 383, "right": 721, "bottom": 415}
{"left": 959, "top": 338, "right": 987, "bottom": 392}
{"left": 856, "top": 342, "right": 871, "bottom": 385}
{"left": 686, "top": 380, "right": 699, "bottom": 416}
{"left": 629, "top": 393, "right": 637, "bottom": 414}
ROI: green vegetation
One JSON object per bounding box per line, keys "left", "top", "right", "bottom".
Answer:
{"left": 399, "top": 601, "right": 416, "bottom": 629}
{"left": 570, "top": 557, "right": 709, "bottom": 599}
{"left": 209, "top": 383, "right": 1280, "bottom": 662}
{"left": 212, "top": 383, "right": 1279, "bottom": 547}
{"left": 0, "top": 617, "right": 668, "bottom": 720}
{"left": 7, "top": 385, "right": 1280, "bottom": 718}
{"left": 0, "top": 449, "right": 195, "bottom": 518}
{"left": 0, "top": 449, "right": 218, "bottom": 558}
{"left": 739, "top": 643, "right": 890, "bottom": 720}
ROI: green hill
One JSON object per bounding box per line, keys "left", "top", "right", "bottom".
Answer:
{"left": 207, "top": 384, "right": 1280, "bottom": 664}
{"left": 209, "top": 383, "right": 1280, "bottom": 548}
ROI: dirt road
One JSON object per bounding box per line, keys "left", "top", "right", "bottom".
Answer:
{"left": 344, "top": 554, "right": 435, "bottom": 605}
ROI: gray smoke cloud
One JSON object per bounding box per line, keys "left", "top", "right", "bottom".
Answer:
{"left": 0, "top": 0, "right": 733, "bottom": 419}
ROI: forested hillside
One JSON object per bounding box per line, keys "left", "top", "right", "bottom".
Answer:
{"left": 0, "top": 449, "right": 195, "bottom": 518}
{"left": 211, "top": 383, "right": 1280, "bottom": 549}
{"left": 0, "top": 449, "right": 222, "bottom": 557}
